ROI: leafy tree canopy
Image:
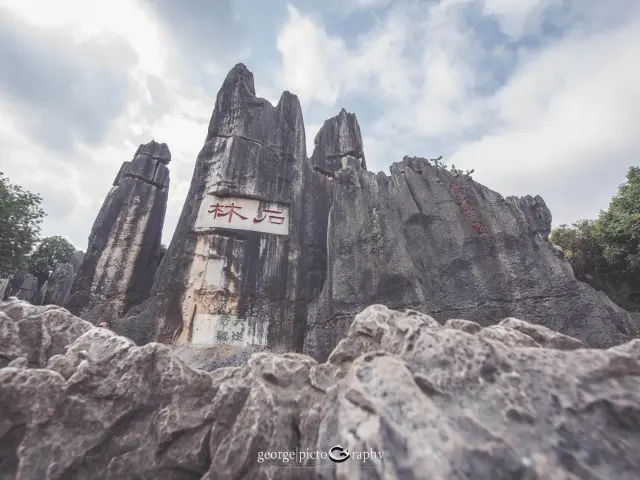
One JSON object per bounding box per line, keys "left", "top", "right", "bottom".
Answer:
{"left": 28, "top": 235, "right": 76, "bottom": 285}
{"left": 0, "top": 173, "right": 45, "bottom": 276}
{"left": 550, "top": 166, "right": 640, "bottom": 310}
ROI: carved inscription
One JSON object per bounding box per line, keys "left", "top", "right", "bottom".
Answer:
{"left": 450, "top": 184, "right": 487, "bottom": 235}
{"left": 191, "top": 313, "right": 262, "bottom": 346}
{"left": 195, "top": 195, "right": 289, "bottom": 235}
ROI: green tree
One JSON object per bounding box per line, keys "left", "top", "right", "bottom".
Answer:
{"left": 28, "top": 235, "right": 76, "bottom": 285}
{"left": 596, "top": 166, "right": 640, "bottom": 271}
{"left": 0, "top": 173, "right": 46, "bottom": 276}
{"left": 550, "top": 166, "right": 640, "bottom": 310}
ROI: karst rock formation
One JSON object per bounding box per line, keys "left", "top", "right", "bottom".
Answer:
{"left": 64, "top": 141, "right": 170, "bottom": 325}
{"left": 1, "top": 298, "right": 640, "bottom": 479}
{"left": 105, "top": 63, "right": 638, "bottom": 370}
{"left": 39, "top": 250, "right": 85, "bottom": 307}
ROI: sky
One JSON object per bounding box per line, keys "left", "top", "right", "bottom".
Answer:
{"left": 1, "top": 0, "right": 639, "bottom": 249}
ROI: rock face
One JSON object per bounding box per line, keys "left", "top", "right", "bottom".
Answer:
{"left": 0, "top": 279, "right": 9, "bottom": 301}
{"left": 4, "top": 271, "right": 38, "bottom": 303}
{"left": 115, "top": 64, "right": 308, "bottom": 368}
{"left": 309, "top": 108, "right": 366, "bottom": 174}
{"left": 2, "top": 299, "right": 640, "bottom": 480}
{"left": 303, "top": 154, "right": 638, "bottom": 360}
{"left": 42, "top": 251, "right": 85, "bottom": 307}
{"left": 113, "top": 64, "right": 635, "bottom": 367}
{"left": 64, "top": 142, "right": 169, "bottom": 324}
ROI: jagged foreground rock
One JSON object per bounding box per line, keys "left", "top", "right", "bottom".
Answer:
{"left": 111, "top": 63, "right": 636, "bottom": 368}
{"left": 64, "top": 141, "right": 170, "bottom": 325}
{"left": 1, "top": 298, "right": 640, "bottom": 479}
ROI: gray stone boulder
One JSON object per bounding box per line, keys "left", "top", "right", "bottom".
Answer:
{"left": 65, "top": 142, "right": 170, "bottom": 325}
{"left": 2, "top": 299, "right": 640, "bottom": 479}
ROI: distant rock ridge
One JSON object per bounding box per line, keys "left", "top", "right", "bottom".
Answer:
{"left": 95, "top": 64, "right": 637, "bottom": 368}
{"left": 64, "top": 140, "right": 170, "bottom": 325}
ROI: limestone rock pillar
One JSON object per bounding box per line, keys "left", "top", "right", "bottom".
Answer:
{"left": 65, "top": 141, "right": 170, "bottom": 324}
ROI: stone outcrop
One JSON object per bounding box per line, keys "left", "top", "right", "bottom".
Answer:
{"left": 309, "top": 108, "right": 366, "bottom": 175}
{"left": 111, "top": 64, "right": 635, "bottom": 368}
{"left": 304, "top": 154, "right": 638, "bottom": 360}
{"left": 4, "top": 270, "right": 38, "bottom": 303}
{"left": 115, "top": 64, "right": 308, "bottom": 368}
{"left": 0, "top": 278, "right": 9, "bottom": 301}
{"left": 42, "top": 251, "right": 85, "bottom": 307}
{"left": 64, "top": 142, "right": 169, "bottom": 324}
{"left": 2, "top": 299, "right": 640, "bottom": 479}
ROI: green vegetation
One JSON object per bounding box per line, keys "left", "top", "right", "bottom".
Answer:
{"left": 28, "top": 235, "right": 76, "bottom": 285}
{"left": 0, "top": 173, "right": 46, "bottom": 276}
{"left": 550, "top": 166, "right": 640, "bottom": 310}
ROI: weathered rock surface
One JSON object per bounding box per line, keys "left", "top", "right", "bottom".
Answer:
{"left": 309, "top": 108, "right": 366, "bottom": 175}
{"left": 115, "top": 64, "right": 309, "bottom": 368}
{"left": 42, "top": 251, "right": 85, "bottom": 307}
{"left": 2, "top": 299, "right": 640, "bottom": 479}
{"left": 303, "top": 154, "right": 639, "bottom": 360}
{"left": 64, "top": 142, "right": 169, "bottom": 325}
{"left": 0, "top": 279, "right": 8, "bottom": 301}
{"left": 4, "top": 271, "right": 38, "bottom": 303}
{"left": 109, "top": 64, "right": 636, "bottom": 368}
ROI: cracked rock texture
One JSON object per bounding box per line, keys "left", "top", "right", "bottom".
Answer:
{"left": 115, "top": 64, "right": 310, "bottom": 368}
{"left": 109, "top": 63, "right": 635, "bottom": 368}
{"left": 40, "top": 251, "right": 85, "bottom": 307}
{"left": 64, "top": 141, "right": 170, "bottom": 325}
{"left": 303, "top": 153, "right": 638, "bottom": 360}
{"left": 2, "top": 299, "right": 640, "bottom": 479}
{"left": 3, "top": 271, "right": 38, "bottom": 303}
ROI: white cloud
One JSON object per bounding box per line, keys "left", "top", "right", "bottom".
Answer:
{"left": 276, "top": 6, "right": 350, "bottom": 105}
{"left": 274, "top": 0, "right": 640, "bottom": 227}
{"left": 482, "top": 0, "right": 559, "bottom": 37}
{"left": 0, "top": 0, "right": 218, "bottom": 248}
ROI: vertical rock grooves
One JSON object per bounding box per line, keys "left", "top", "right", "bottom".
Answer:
{"left": 64, "top": 141, "right": 170, "bottom": 325}
{"left": 102, "top": 63, "right": 636, "bottom": 369}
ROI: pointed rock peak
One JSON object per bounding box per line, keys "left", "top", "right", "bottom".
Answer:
{"left": 276, "top": 90, "right": 303, "bottom": 122}
{"left": 310, "top": 108, "right": 366, "bottom": 173}
{"left": 223, "top": 63, "right": 256, "bottom": 95}
{"left": 137, "top": 140, "right": 171, "bottom": 164}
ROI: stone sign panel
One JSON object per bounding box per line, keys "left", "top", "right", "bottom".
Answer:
{"left": 191, "top": 313, "right": 266, "bottom": 347}
{"left": 194, "top": 195, "right": 289, "bottom": 235}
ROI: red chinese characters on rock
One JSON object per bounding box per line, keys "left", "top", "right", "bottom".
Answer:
{"left": 449, "top": 184, "right": 487, "bottom": 235}
{"left": 253, "top": 209, "right": 285, "bottom": 225}
{"left": 207, "top": 202, "right": 285, "bottom": 225}
{"left": 208, "top": 202, "right": 248, "bottom": 223}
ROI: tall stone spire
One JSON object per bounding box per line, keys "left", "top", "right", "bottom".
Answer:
{"left": 65, "top": 140, "right": 170, "bottom": 324}
{"left": 115, "top": 64, "right": 307, "bottom": 369}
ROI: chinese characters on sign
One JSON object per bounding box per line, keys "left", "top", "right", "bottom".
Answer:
{"left": 191, "top": 314, "right": 258, "bottom": 346}
{"left": 195, "top": 196, "right": 289, "bottom": 235}
{"left": 207, "top": 202, "right": 286, "bottom": 225}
